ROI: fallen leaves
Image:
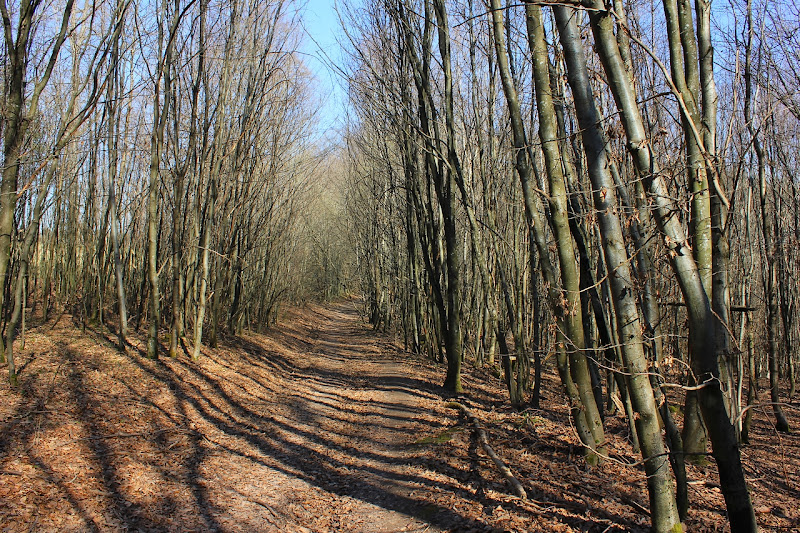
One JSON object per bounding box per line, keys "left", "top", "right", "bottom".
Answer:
{"left": 0, "top": 303, "right": 797, "bottom": 532}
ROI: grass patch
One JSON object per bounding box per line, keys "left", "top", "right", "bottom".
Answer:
{"left": 414, "top": 426, "right": 462, "bottom": 445}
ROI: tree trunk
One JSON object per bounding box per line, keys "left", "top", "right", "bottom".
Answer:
{"left": 524, "top": 1, "right": 606, "bottom": 457}
{"left": 431, "top": 0, "right": 464, "bottom": 393}
{"left": 586, "top": 0, "right": 757, "bottom": 527}
{"left": 554, "top": 8, "right": 681, "bottom": 530}
{"left": 743, "top": 0, "right": 789, "bottom": 434}
{"left": 489, "top": 0, "right": 600, "bottom": 459}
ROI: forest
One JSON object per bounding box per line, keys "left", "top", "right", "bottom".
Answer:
{"left": 0, "top": 0, "right": 798, "bottom": 531}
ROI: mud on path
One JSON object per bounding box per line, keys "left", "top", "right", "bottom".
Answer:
{"left": 0, "top": 301, "right": 483, "bottom": 532}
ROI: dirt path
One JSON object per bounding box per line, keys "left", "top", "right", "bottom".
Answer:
{"left": 4, "top": 301, "right": 797, "bottom": 532}
{"left": 0, "top": 301, "right": 476, "bottom": 532}
{"left": 232, "top": 300, "right": 452, "bottom": 532}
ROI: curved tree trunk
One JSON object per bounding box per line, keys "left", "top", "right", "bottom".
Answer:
{"left": 489, "top": 0, "right": 602, "bottom": 461}
{"left": 585, "top": 0, "right": 756, "bottom": 528}
{"left": 524, "top": 1, "right": 606, "bottom": 459}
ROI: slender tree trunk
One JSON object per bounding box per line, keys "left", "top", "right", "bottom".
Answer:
{"left": 146, "top": 0, "right": 175, "bottom": 359}
{"left": 193, "top": 0, "right": 234, "bottom": 359}
{"left": 489, "top": 0, "right": 602, "bottom": 459}
{"left": 743, "top": 0, "right": 789, "bottom": 434}
{"left": 107, "top": 34, "right": 128, "bottom": 351}
{"left": 110, "top": 185, "right": 127, "bottom": 350}
{"left": 524, "top": 2, "right": 606, "bottom": 457}
{"left": 431, "top": 0, "right": 463, "bottom": 393}
{"left": 193, "top": 183, "right": 214, "bottom": 359}
{"left": 146, "top": 156, "right": 161, "bottom": 361}
{"left": 586, "top": 1, "right": 756, "bottom": 527}
{"left": 554, "top": 8, "right": 680, "bottom": 530}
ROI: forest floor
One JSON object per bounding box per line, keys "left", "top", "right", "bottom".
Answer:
{"left": 1, "top": 300, "right": 798, "bottom": 532}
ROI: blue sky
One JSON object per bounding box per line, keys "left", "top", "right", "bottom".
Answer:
{"left": 300, "top": 0, "right": 347, "bottom": 137}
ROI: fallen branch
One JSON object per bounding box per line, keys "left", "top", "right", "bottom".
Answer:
{"left": 620, "top": 494, "right": 650, "bottom": 517}
{"left": 446, "top": 401, "right": 527, "bottom": 499}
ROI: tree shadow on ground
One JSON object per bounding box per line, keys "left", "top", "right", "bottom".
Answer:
{"left": 0, "top": 302, "right": 677, "bottom": 532}
{"left": 1, "top": 304, "right": 486, "bottom": 531}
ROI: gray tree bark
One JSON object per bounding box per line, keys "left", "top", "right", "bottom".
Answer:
{"left": 554, "top": 7, "right": 681, "bottom": 530}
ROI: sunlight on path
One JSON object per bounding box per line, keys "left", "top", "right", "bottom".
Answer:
{"left": 196, "top": 301, "right": 451, "bottom": 532}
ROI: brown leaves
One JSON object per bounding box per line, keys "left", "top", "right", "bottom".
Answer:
{"left": 1, "top": 303, "right": 798, "bottom": 532}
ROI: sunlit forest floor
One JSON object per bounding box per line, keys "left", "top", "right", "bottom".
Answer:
{"left": 1, "top": 301, "right": 797, "bottom": 532}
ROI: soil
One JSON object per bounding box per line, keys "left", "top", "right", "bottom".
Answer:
{"left": 1, "top": 300, "right": 798, "bottom": 532}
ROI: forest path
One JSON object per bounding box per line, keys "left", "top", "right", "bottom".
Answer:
{"left": 4, "top": 301, "right": 797, "bottom": 532}
{"left": 1, "top": 300, "right": 477, "bottom": 532}
{"left": 238, "top": 299, "right": 452, "bottom": 532}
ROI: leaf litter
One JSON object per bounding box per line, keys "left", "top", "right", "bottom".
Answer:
{"left": 0, "top": 301, "right": 797, "bottom": 532}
